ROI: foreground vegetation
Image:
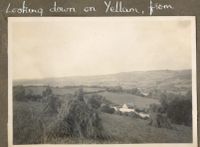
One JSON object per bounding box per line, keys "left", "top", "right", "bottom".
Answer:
{"left": 13, "top": 85, "right": 192, "bottom": 144}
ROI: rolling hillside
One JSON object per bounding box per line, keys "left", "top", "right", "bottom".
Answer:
{"left": 14, "top": 69, "right": 192, "bottom": 94}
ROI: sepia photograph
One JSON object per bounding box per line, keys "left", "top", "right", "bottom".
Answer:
{"left": 8, "top": 17, "right": 197, "bottom": 146}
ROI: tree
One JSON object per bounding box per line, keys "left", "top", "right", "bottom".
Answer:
{"left": 167, "top": 98, "right": 192, "bottom": 126}
{"left": 42, "top": 86, "right": 52, "bottom": 97}
{"left": 159, "top": 92, "right": 192, "bottom": 126}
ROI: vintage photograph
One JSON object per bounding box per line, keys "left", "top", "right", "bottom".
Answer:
{"left": 8, "top": 17, "right": 196, "bottom": 145}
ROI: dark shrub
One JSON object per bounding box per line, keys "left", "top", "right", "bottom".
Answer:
{"left": 100, "top": 105, "right": 115, "bottom": 114}
{"left": 167, "top": 98, "right": 192, "bottom": 126}
{"left": 129, "top": 88, "right": 144, "bottom": 96}
{"left": 25, "top": 89, "right": 42, "bottom": 101}
{"left": 135, "top": 108, "right": 147, "bottom": 113}
{"left": 159, "top": 92, "right": 192, "bottom": 126}
{"left": 26, "top": 94, "right": 42, "bottom": 101}
{"left": 13, "top": 86, "right": 26, "bottom": 101}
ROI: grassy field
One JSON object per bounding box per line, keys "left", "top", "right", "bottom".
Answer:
{"left": 13, "top": 85, "right": 192, "bottom": 144}
{"left": 100, "top": 113, "right": 192, "bottom": 143}
{"left": 13, "top": 99, "right": 192, "bottom": 144}
{"left": 99, "top": 91, "right": 159, "bottom": 109}
{"left": 24, "top": 86, "right": 159, "bottom": 109}
{"left": 46, "top": 112, "right": 192, "bottom": 144}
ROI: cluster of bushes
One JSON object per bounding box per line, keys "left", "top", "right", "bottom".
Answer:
{"left": 42, "top": 86, "right": 53, "bottom": 97}
{"left": 13, "top": 86, "right": 42, "bottom": 101}
{"left": 106, "top": 86, "right": 123, "bottom": 93}
{"left": 159, "top": 91, "right": 192, "bottom": 126}
{"left": 106, "top": 86, "right": 145, "bottom": 97}
{"left": 86, "top": 94, "right": 112, "bottom": 109}
{"left": 124, "top": 88, "right": 145, "bottom": 97}
{"left": 100, "top": 104, "right": 115, "bottom": 114}
{"left": 13, "top": 85, "right": 62, "bottom": 103}
{"left": 63, "top": 85, "right": 146, "bottom": 97}
{"left": 13, "top": 86, "right": 26, "bottom": 101}
{"left": 166, "top": 98, "right": 192, "bottom": 126}
{"left": 85, "top": 94, "right": 116, "bottom": 115}
{"left": 26, "top": 90, "right": 42, "bottom": 101}
{"left": 147, "top": 89, "right": 163, "bottom": 99}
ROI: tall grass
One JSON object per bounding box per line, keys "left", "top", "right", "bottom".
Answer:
{"left": 13, "top": 101, "right": 45, "bottom": 144}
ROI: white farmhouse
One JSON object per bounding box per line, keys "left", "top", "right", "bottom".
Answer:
{"left": 118, "top": 103, "right": 150, "bottom": 119}
{"left": 119, "top": 104, "right": 135, "bottom": 113}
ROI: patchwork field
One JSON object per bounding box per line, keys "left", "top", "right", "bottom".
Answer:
{"left": 23, "top": 86, "right": 159, "bottom": 109}
{"left": 99, "top": 91, "right": 159, "bottom": 109}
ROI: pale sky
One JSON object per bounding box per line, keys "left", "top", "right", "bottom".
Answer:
{"left": 10, "top": 17, "right": 194, "bottom": 80}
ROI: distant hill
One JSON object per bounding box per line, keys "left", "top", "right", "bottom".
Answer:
{"left": 14, "top": 69, "right": 192, "bottom": 94}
